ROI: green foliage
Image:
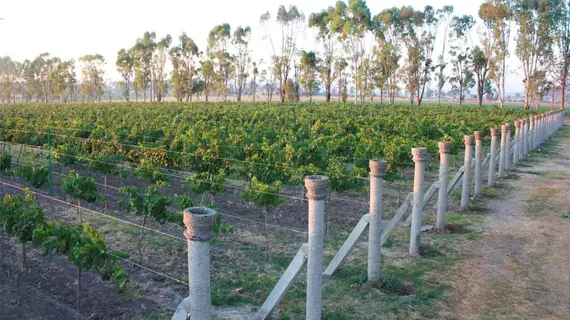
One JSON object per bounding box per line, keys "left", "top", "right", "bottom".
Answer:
{"left": 183, "top": 170, "right": 225, "bottom": 196}
{"left": 14, "top": 162, "right": 50, "bottom": 188}
{"left": 85, "top": 154, "right": 123, "bottom": 175}
{"left": 0, "top": 103, "right": 533, "bottom": 192}
{"left": 119, "top": 185, "right": 178, "bottom": 224}
{"left": 33, "top": 221, "right": 129, "bottom": 291}
{"left": 241, "top": 176, "right": 286, "bottom": 208}
{"left": 0, "top": 151, "right": 12, "bottom": 172}
{"left": 53, "top": 143, "right": 78, "bottom": 165}
{"left": 213, "top": 213, "right": 236, "bottom": 234}
{"left": 0, "top": 190, "right": 46, "bottom": 243}
{"left": 62, "top": 170, "right": 104, "bottom": 203}
{"left": 134, "top": 158, "right": 167, "bottom": 184}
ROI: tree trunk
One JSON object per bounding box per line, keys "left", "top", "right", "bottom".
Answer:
{"left": 325, "top": 84, "right": 331, "bottom": 103}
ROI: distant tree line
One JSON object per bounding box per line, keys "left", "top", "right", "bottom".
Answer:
{"left": 1, "top": 0, "right": 570, "bottom": 110}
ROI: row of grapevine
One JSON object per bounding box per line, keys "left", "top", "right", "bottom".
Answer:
{"left": 0, "top": 103, "right": 533, "bottom": 189}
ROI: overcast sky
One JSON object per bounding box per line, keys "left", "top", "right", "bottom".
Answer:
{"left": 0, "top": 0, "right": 525, "bottom": 93}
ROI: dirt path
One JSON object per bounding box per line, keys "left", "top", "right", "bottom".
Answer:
{"left": 448, "top": 121, "right": 570, "bottom": 320}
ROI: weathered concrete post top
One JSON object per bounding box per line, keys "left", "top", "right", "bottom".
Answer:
{"left": 488, "top": 127, "right": 499, "bottom": 187}
{"left": 304, "top": 175, "right": 328, "bottom": 320}
{"left": 460, "top": 135, "right": 474, "bottom": 212}
{"left": 369, "top": 159, "right": 388, "bottom": 178}
{"left": 305, "top": 175, "right": 328, "bottom": 200}
{"left": 184, "top": 207, "right": 216, "bottom": 241}
{"left": 436, "top": 141, "right": 451, "bottom": 230}
{"left": 182, "top": 207, "right": 217, "bottom": 320}
{"left": 409, "top": 148, "right": 427, "bottom": 257}
{"left": 368, "top": 159, "right": 387, "bottom": 283}
{"left": 474, "top": 131, "right": 484, "bottom": 197}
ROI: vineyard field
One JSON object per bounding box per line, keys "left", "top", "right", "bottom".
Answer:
{"left": 0, "top": 102, "right": 531, "bottom": 189}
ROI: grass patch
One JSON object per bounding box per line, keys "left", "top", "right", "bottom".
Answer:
{"left": 524, "top": 187, "right": 561, "bottom": 217}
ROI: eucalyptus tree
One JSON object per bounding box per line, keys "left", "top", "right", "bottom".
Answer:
{"left": 153, "top": 34, "right": 172, "bottom": 102}
{"left": 201, "top": 60, "right": 216, "bottom": 102}
{"left": 133, "top": 31, "right": 156, "bottom": 102}
{"left": 0, "top": 56, "right": 16, "bottom": 102}
{"left": 448, "top": 15, "right": 476, "bottom": 105}
{"left": 330, "top": 0, "right": 372, "bottom": 103}
{"left": 179, "top": 33, "right": 200, "bottom": 101}
{"left": 309, "top": 6, "right": 336, "bottom": 102}
{"left": 250, "top": 61, "right": 260, "bottom": 101}
{"left": 550, "top": 1, "right": 570, "bottom": 109}
{"left": 232, "top": 26, "right": 252, "bottom": 102}
{"left": 259, "top": 5, "right": 305, "bottom": 103}
{"left": 116, "top": 48, "right": 134, "bottom": 101}
{"left": 334, "top": 57, "right": 348, "bottom": 101}
{"left": 435, "top": 5, "right": 454, "bottom": 105}
{"left": 208, "top": 24, "right": 232, "bottom": 101}
{"left": 50, "top": 58, "right": 76, "bottom": 102}
{"left": 479, "top": 0, "right": 512, "bottom": 108}
{"left": 399, "top": 6, "right": 424, "bottom": 106}
{"left": 472, "top": 46, "right": 493, "bottom": 106}
{"left": 79, "top": 54, "right": 105, "bottom": 102}
{"left": 514, "top": 0, "right": 565, "bottom": 109}
{"left": 300, "top": 50, "right": 318, "bottom": 102}
{"left": 374, "top": 7, "right": 402, "bottom": 105}
{"left": 416, "top": 6, "right": 439, "bottom": 106}
{"left": 169, "top": 46, "right": 185, "bottom": 102}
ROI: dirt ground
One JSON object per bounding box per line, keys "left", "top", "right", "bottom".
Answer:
{"left": 446, "top": 121, "right": 570, "bottom": 319}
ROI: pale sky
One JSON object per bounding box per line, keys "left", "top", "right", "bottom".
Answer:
{"left": 0, "top": 0, "right": 525, "bottom": 93}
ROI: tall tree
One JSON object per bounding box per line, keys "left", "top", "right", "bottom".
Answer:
{"left": 116, "top": 48, "right": 134, "bottom": 101}
{"left": 551, "top": 1, "right": 570, "bottom": 109}
{"left": 435, "top": 5, "right": 454, "bottom": 106}
{"left": 300, "top": 51, "right": 318, "bottom": 102}
{"left": 133, "top": 32, "right": 156, "bottom": 102}
{"left": 374, "top": 7, "right": 403, "bottom": 105}
{"left": 514, "top": 0, "right": 565, "bottom": 109}
{"left": 472, "top": 46, "right": 492, "bottom": 106}
{"left": 153, "top": 34, "right": 172, "bottom": 102}
{"left": 330, "top": 0, "right": 372, "bottom": 103}
{"left": 179, "top": 33, "right": 200, "bottom": 101}
{"left": 448, "top": 15, "right": 476, "bottom": 106}
{"left": 260, "top": 5, "right": 305, "bottom": 103}
{"left": 334, "top": 57, "right": 348, "bottom": 101}
{"left": 233, "top": 26, "right": 252, "bottom": 102}
{"left": 208, "top": 24, "right": 232, "bottom": 101}
{"left": 50, "top": 58, "right": 76, "bottom": 102}
{"left": 480, "top": 0, "right": 512, "bottom": 109}
{"left": 309, "top": 6, "right": 336, "bottom": 102}
{"left": 79, "top": 54, "right": 105, "bottom": 102}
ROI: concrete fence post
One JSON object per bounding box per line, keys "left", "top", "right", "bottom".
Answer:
{"left": 513, "top": 120, "right": 521, "bottom": 165}
{"left": 524, "top": 119, "right": 530, "bottom": 157}
{"left": 488, "top": 127, "right": 499, "bottom": 187}
{"left": 505, "top": 123, "right": 512, "bottom": 169}
{"left": 436, "top": 142, "right": 451, "bottom": 230}
{"left": 183, "top": 207, "right": 217, "bottom": 320}
{"left": 305, "top": 175, "right": 328, "bottom": 320}
{"left": 474, "top": 131, "right": 483, "bottom": 197}
{"left": 409, "top": 148, "right": 427, "bottom": 257}
{"left": 530, "top": 116, "right": 538, "bottom": 150}
{"left": 460, "top": 135, "right": 474, "bottom": 211}
{"left": 517, "top": 120, "right": 524, "bottom": 161}
{"left": 540, "top": 114, "right": 545, "bottom": 144}
{"left": 499, "top": 124, "right": 507, "bottom": 177}
{"left": 368, "top": 160, "right": 387, "bottom": 283}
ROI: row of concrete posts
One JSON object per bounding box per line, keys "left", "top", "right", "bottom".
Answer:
{"left": 173, "top": 109, "right": 565, "bottom": 320}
